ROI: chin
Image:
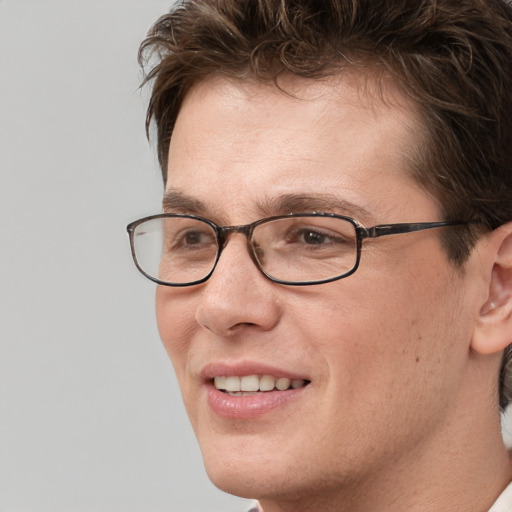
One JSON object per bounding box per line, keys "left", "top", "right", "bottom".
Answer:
{"left": 200, "top": 441, "right": 308, "bottom": 502}
{"left": 205, "top": 466, "right": 296, "bottom": 503}
{"left": 206, "top": 469, "right": 262, "bottom": 499}
{"left": 201, "top": 447, "right": 269, "bottom": 496}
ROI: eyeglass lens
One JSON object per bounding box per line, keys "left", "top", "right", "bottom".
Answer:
{"left": 131, "top": 215, "right": 359, "bottom": 285}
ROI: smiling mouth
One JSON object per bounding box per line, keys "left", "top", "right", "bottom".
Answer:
{"left": 213, "top": 375, "right": 310, "bottom": 395}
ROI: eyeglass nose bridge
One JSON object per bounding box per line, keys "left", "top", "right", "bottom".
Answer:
{"left": 216, "top": 223, "right": 254, "bottom": 246}
{"left": 214, "top": 223, "right": 263, "bottom": 271}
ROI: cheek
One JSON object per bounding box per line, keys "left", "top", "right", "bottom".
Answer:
{"left": 294, "top": 261, "right": 468, "bottom": 399}
{"left": 155, "top": 287, "right": 198, "bottom": 374}
{"left": 155, "top": 287, "right": 207, "bottom": 427}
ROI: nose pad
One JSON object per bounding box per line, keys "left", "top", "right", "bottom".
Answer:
{"left": 194, "top": 235, "right": 280, "bottom": 335}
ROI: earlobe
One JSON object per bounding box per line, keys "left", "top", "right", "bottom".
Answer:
{"left": 472, "top": 223, "right": 512, "bottom": 355}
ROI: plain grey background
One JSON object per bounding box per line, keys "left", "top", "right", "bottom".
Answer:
{"left": 1, "top": 2, "right": 511, "bottom": 512}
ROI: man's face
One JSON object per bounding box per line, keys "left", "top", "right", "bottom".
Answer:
{"left": 156, "top": 74, "right": 477, "bottom": 504}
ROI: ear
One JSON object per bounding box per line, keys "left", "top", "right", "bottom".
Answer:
{"left": 472, "top": 222, "right": 512, "bottom": 355}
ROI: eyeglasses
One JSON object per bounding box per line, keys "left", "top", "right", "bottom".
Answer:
{"left": 126, "top": 213, "right": 469, "bottom": 287}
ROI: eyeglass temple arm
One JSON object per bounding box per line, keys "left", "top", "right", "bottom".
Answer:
{"left": 362, "top": 221, "right": 468, "bottom": 240}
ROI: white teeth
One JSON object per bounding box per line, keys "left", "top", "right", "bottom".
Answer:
{"left": 214, "top": 374, "right": 307, "bottom": 393}
{"left": 214, "top": 376, "right": 226, "bottom": 389}
{"left": 275, "top": 377, "right": 291, "bottom": 391}
{"left": 259, "top": 374, "right": 275, "bottom": 392}
{"left": 225, "top": 376, "right": 241, "bottom": 392}
{"left": 240, "top": 375, "right": 259, "bottom": 392}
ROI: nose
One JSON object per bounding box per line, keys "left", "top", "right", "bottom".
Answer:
{"left": 195, "top": 234, "right": 281, "bottom": 336}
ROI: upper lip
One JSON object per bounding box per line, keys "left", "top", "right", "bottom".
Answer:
{"left": 200, "top": 361, "right": 310, "bottom": 381}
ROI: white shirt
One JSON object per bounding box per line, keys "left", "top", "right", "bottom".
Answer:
{"left": 489, "top": 482, "right": 512, "bottom": 512}
{"left": 248, "top": 482, "right": 512, "bottom": 512}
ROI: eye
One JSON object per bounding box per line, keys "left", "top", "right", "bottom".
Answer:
{"left": 286, "top": 226, "right": 347, "bottom": 247}
{"left": 173, "top": 228, "right": 216, "bottom": 249}
{"left": 183, "top": 230, "right": 210, "bottom": 245}
{"left": 251, "top": 216, "right": 357, "bottom": 260}
{"left": 296, "top": 229, "right": 331, "bottom": 245}
{"left": 163, "top": 221, "right": 217, "bottom": 252}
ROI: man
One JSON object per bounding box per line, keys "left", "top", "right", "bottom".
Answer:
{"left": 127, "top": 0, "right": 512, "bottom": 510}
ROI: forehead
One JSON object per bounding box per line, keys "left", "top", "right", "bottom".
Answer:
{"left": 176, "top": 70, "right": 420, "bottom": 135}
{"left": 166, "top": 72, "right": 432, "bottom": 223}
{"left": 176, "top": 71, "right": 420, "bottom": 135}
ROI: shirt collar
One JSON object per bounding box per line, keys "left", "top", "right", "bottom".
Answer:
{"left": 488, "top": 481, "right": 512, "bottom": 512}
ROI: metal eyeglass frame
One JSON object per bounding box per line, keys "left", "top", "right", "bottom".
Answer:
{"left": 126, "top": 212, "right": 471, "bottom": 287}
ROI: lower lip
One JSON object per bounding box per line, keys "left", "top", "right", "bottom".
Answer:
{"left": 206, "top": 384, "right": 307, "bottom": 419}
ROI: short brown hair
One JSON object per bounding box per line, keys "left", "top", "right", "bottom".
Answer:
{"left": 138, "top": 0, "right": 512, "bottom": 408}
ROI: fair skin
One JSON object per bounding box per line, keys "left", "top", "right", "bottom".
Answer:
{"left": 156, "top": 73, "right": 512, "bottom": 512}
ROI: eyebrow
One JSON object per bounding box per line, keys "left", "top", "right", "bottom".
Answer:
{"left": 162, "top": 189, "right": 373, "bottom": 222}
{"left": 255, "top": 193, "right": 373, "bottom": 220}
{"left": 162, "top": 190, "right": 209, "bottom": 215}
